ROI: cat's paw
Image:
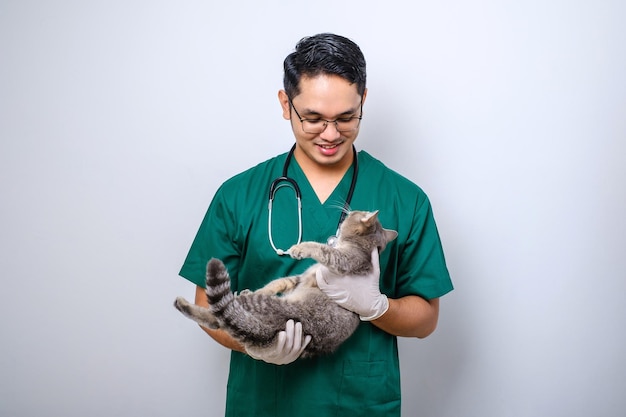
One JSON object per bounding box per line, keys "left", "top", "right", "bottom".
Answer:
{"left": 238, "top": 289, "right": 253, "bottom": 296}
{"left": 173, "top": 297, "right": 197, "bottom": 319}
{"left": 173, "top": 296, "right": 191, "bottom": 311}
{"left": 288, "top": 244, "right": 305, "bottom": 260}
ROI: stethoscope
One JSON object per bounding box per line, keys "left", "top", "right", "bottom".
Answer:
{"left": 268, "top": 144, "right": 359, "bottom": 256}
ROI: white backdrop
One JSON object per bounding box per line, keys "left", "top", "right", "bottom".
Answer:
{"left": 1, "top": 1, "right": 625, "bottom": 416}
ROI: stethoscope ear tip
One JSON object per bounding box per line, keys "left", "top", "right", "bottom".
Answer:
{"left": 276, "top": 249, "right": 289, "bottom": 256}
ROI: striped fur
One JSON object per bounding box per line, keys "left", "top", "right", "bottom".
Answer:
{"left": 174, "top": 210, "right": 397, "bottom": 358}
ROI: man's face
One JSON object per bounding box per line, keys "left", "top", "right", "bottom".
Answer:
{"left": 280, "top": 74, "right": 366, "bottom": 170}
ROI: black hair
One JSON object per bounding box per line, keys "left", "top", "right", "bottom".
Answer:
{"left": 283, "top": 33, "right": 367, "bottom": 99}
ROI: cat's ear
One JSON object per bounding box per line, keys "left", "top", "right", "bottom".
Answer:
{"left": 361, "top": 210, "right": 380, "bottom": 224}
{"left": 384, "top": 228, "right": 398, "bottom": 242}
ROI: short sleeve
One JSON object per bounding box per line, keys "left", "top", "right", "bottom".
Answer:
{"left": 178, "top": 187, "right": 240, "bottom": 288}
{"left": 395, "top": 192, "right": 453, "bottom": 300}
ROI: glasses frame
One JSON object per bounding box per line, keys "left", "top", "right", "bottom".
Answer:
{"left": 288, "top": 97, "right": 363, "bottom": 134}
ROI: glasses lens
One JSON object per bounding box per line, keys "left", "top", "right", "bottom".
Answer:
{"left": 301, "top": 120, "right": 325, "bottom": 134}
{"left": 336, "top": 118, "right": 361, "bottom": 132}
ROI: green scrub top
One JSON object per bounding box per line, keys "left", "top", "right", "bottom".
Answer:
{"left": 179, "top": 149, "right": 453, "bottom": 417}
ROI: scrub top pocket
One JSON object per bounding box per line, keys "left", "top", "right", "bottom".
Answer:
{"left": 335, "top": 360, "right": 401, "bottom": 416}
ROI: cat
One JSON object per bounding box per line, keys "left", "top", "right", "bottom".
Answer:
{"left": 173, "top": 210, "right": 398, "bottom": 358}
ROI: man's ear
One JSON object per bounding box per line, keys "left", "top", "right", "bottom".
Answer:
{"left": 278, "top": 90, "right": 291, "bottom": 120}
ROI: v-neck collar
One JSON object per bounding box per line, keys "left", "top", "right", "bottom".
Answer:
{"left": 287, "top": 154, "right": 358, "bottom": 241}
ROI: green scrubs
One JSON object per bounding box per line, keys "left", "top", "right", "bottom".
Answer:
{"left": 180, "top": 149, "right": 453, "bottom": 417}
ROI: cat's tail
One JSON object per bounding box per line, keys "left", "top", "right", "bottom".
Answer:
{"left": 205, "top": 258, "right": 272, "bottom": 345}
{"left": 205, "top": 258, "right": 236, "bottom": 316}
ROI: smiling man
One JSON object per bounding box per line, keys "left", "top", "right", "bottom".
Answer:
{"left": 278, "top": 73, "right": 364, "bottom": 203}
{"left": 178, "top": 33, "right": 453, "bottom": 417}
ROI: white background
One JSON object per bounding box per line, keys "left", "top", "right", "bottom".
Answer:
{"left": 1, "top": 1, "right": 625, "bottom": 416}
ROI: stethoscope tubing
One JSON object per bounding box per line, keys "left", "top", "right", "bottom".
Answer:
{"left": 268, "top": 144, "right": 358, "bottom": 255}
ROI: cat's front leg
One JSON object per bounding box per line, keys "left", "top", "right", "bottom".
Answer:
{"left": 288, "top": 242, "right": 326, "bottom": 260}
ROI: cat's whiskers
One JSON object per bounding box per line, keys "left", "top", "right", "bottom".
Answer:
{"left": 327, "top": 199, "right": 352, "bottom": 216}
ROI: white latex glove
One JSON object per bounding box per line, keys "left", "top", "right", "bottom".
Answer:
{"left": 316, "top": 248, "right": 389, "bottom": 321}
{"left": 246, "top": 319, "right": 312, "bottom": 365}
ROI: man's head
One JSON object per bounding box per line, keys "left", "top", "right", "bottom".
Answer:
{"left": 283, "top": 33, "right": 367, "bottom": 100}
{"left": 279, "top": 34, "right": 367, "bottom": 171}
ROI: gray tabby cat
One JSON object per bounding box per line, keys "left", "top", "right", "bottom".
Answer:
{"left": 173, "top": 210, "right": 397, "bottom": 358}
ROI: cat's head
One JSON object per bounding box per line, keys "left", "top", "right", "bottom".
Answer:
{"left": 338, "top": 210, "right": 398, "bottom": 252}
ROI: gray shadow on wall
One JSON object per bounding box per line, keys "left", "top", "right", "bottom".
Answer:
{"left": 398, "top": 290, "right": 470, "bottom": 417}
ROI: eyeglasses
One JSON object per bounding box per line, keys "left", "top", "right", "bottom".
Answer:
{"left": 288, "top": 97, "right": 363, "bottom": 134}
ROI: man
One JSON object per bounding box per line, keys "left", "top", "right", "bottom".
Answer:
{"left": 179, "top": 33, "right": 453, "bottom": 416}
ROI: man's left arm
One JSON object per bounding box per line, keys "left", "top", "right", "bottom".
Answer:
{"left": 371, "top": 295, "right": 439, "bottom": 338}
{"left": 316, "top": 249, "right": 441, "bottom": 338}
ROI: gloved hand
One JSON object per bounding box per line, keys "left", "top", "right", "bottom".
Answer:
{"left": 316, "top": 249, "right": 389, "bottom": 321}
{"left": 246, "top": 319, "right": 312, "bottom": 365}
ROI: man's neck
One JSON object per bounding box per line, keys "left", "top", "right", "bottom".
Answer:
{"left": 293, "top": 146, "right": 354, "bottom": 204}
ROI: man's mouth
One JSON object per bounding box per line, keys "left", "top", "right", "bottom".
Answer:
{"left": 316, "top": 141, "right": 344, "bottom": 156}
{"left": 317, "top": 141, "right": 343, "bottom": 149}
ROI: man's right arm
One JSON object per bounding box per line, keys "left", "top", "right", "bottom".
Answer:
{"left": 194, "top": 285, "right": 246, "bottom": 353}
